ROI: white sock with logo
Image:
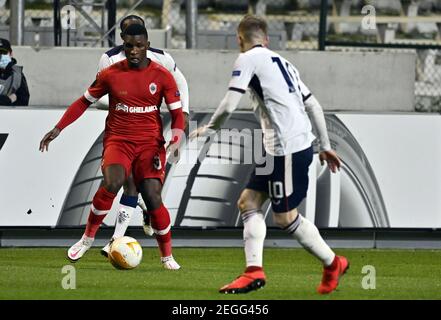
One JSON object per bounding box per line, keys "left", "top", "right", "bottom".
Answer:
{"left": 242, "top": 209, "right": 266, "bottom": 267}
{"left": 112, "top": 205, "right": 135, "bottom": 239}
{"left": 287, "top": 214, "right": 335, "bottom": 266}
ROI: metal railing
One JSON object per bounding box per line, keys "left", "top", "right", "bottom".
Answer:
{"left": 1, "top": 0, "right": 440, "bottom": 111}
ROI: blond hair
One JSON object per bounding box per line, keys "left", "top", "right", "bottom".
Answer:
{"left": 237, "top": 14, "right": 268, "bottom": 42}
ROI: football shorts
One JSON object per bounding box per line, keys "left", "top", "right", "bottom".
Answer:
{"left": 246, "top": 146, "right": 313, "bottom": 213}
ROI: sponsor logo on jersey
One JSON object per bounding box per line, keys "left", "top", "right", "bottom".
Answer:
{"left": 232, "top": 70, "right": 241, "bottom": 77}
{"left": 115, "top": 103, "right": 158, "bottom": 113}
{"left": 115, "top": 103, "right": 129, "bottom": 112}
{"left": 149, "top": 82, "right": 157, "bottom": 95}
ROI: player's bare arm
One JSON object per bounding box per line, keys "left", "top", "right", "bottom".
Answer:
{"left": 39, "top": 127, "right": 60, "bottom": 152}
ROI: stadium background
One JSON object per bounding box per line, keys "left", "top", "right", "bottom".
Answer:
{"left": 0, "top": 0, "right": 441, "bottom": 301}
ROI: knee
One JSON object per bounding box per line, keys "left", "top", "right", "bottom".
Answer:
{"left": 273, "top": 211, "right": 298, "bottom": 229}
{"left": 104, "top": 178, "right": 125, "bottom": 194}
{"left": 273, "top": 214, "right": 290, "bottom": 228}
{"left": 237, "top": 196, "right": 255, "bottom": 213}
{"left": 142, "top": 189, "right": 162, "bottom": 210}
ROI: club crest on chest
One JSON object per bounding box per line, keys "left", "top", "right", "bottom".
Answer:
{"left": 149, "top": 82, "right": 157, "bottom": 95}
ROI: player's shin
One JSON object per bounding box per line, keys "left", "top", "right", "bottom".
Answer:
{"left": 217, "top": 209, "right": 267, "bottom": 293}
{"left": 84, "top": 187, "right": 117, "bottom": 238}
{"left": 287, "top": 214, "right": 335, "bottom": 266}
{"left": 112, "top": 195, "right": 138, "bottom": 239}
{"left": 242, "top": 209, "right": 266, "bottom": 271}
{"left": 149, "top": 204, "right": 180, "bottom": 269}
{"left": 149, "top": 204, "right": 172, "bottom": 257}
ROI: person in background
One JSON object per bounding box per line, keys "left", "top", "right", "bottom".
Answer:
{"left": 0, "top": 38, "right": 29, "bottom": 106}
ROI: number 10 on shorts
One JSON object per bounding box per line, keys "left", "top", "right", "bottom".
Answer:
{"left": 268, "top": 181, "right": 284, "bottom": 199}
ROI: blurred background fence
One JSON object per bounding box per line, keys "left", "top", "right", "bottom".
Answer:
{"left": 1, "top": 0, "right": 440, "bottom": 111}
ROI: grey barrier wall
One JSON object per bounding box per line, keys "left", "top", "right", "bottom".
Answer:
{"left": 12, "top": 47, "right": 415, "bottom": 111}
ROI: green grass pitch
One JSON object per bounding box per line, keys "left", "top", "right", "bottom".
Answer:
{"left": 0, "top": 248, "right": 440, "bottom": 300}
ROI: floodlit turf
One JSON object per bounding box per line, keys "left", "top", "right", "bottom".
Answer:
{"left": 0, "top": 248, "right": 440, "bottom": 300}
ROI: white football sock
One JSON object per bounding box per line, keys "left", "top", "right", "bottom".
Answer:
{"left": 138, "top": 195, "right": 148, "bottom": 211}
{"left": 242, "top": 209, "right": 266, "bottom": 268}
{"left": 288, "top": 214, "right": 335, "bottom": 267}
{"left": 112, "top": 205, "right": 134, "bottom": 239}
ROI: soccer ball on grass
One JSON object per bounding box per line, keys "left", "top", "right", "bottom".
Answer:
{"left": 108, "top": 236, "right": 143, "bottom": 270}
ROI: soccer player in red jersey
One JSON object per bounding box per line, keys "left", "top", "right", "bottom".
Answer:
{"left": 39, "top": 24, "right": 184, "bottom": 270}
{"left": 97, "top": 15, "right": 191, "bottom": 258}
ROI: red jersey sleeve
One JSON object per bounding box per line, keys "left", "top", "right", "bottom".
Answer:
{"left": 162, "top": 69, "right": 182, "bottom": 111}
{"left": 160, "top": 69, "right": 184, "bottom": 145}
{"left": 84, "top": 71, "right": 109, "bottom": 103}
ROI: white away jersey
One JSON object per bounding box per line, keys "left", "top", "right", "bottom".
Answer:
{"left": 229, "top": 46, "right": 315, "bottom": 156}
{"left": 98, "top": 46, "right": 189, "bottom": 113}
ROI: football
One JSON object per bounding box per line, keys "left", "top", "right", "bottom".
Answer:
{"left": 108, "top": 236, "right": 143, "bottom": 270}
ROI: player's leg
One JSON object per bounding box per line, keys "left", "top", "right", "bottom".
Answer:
{"left": 118, "top": 175, "right": 154, "bottom": 237}
{"left": 101, "top": 175, "right": 139, "bottom": 257}
{"left": 133, "top": 145, "right": 179, "bottom": 270}
{"left": 219, "top": 188, "right": 268, "bottom": 294}
{"left": 68, "top": 164, "right": 126, "bottom": 262}
{"left": 273, "top": 208, "right": 349, "bottom": 294}
{"left": 137, "top": 190, "right": 155, "bottom": 237}
{"left": 138, "top": 178, "right": 180, "bottom": 270}
{"left": 219, "top": 152, "right": 271, "bottom": 294}
{"left": 271, "top": 147, "right": 349, "bottom": 294}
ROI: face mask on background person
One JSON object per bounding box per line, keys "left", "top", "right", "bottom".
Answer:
{"left": 0, "top": 54, "right": 12, "bottom": 69}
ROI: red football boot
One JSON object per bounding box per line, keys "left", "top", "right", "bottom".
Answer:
{"left": 317, "top": 255, "right": 349, "bottom": 294}
{"left": 219, "top": 267, "right": 266, "bottom": 294}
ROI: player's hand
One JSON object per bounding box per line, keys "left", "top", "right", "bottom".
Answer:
{"left": 319, "top": 149, "right": 341, "bottom": 173}
{"left": 39, "top": 127, "right": 60, "bottom": 152}
{"left": 166, "top": 142, "right": 180, "bottom": 164}
{"left": 189, "top": 125, "right": 216, "bottom": 141}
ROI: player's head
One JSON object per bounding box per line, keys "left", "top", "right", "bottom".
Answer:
{"left": 123, "top": 24, "right": 149, "bottom": 68}
{"left": 120, "top": 15, "right": 145, "bottom": 39}
{"left": 237, "top": 15, "right": 269, "bottom": 52}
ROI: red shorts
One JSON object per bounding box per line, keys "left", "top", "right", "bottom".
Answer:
{"left": 101, "top": 136, "right": 166, "bottom": 186}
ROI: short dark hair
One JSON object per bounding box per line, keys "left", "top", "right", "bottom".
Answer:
{"left": 123, "top": 23, "right": 148, "bottom": 38}
{"left": 0, "top": 38, "right": 12, "bottom": 54}
{"left": 237, "top": 15, "right": 268, "bottom": 42}
{"left": 120, "top": 15, "right": 145, "bottom": 31}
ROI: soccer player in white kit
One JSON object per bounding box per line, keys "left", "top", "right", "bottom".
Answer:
{"left": 191, "top": 15, "right": 349, "bottom": 294}
{"left": 98, "top": 15, "right": 190, "bottom": 270}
